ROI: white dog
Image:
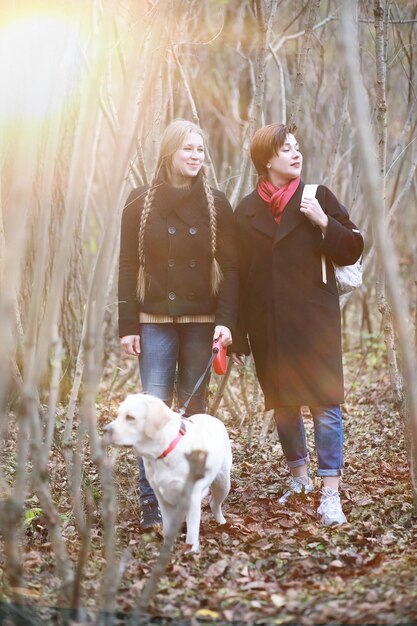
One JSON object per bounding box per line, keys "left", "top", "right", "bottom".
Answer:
{"left": 104, "top": 393, "right": 232, "bottom": 553}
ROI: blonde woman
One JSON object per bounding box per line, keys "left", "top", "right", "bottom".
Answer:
{"left": 118, "top": 120, "right": 238, "bottom": 529}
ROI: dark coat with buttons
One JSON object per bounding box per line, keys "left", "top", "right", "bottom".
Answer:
{"left": 232, "top": 182, "right": 364, "bottom": 410}
{"left": 118, "top": 174, "right": 239, "bottom": 337}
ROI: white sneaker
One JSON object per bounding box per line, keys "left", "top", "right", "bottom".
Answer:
{"left": 317, "top": 487, "right": 347, "bottom": 526}
{"left": 278, "top": 475, "right": 314, "bottom": 505}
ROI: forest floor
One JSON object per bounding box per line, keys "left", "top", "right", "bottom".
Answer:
{"left": 2, "top": 334, "right": 417, "bottom": 625}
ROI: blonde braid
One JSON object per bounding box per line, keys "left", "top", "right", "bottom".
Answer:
{"left": 202, "top": 169, "right": 223, "bottom": 295}
{"left": 136, "top": 177, "right": 158, "bottom": 302}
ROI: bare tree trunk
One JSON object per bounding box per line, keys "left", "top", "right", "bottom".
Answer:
{"left": 26, "top": 392, "right": 74, "bottom": 604}
{"left": 230, "top": 0, "right": 278, "bottom": 205}
{"left": 289, "top": 0, "right": 321, "bottom": 124}
{"left": 0, "top": 129, "right": 39, "bottom": 599}
{"left": 372, "top": 0, "right": 404, "bottom": 404}
{"left": 269, "top": 45, "right": 287, "bottom": 122}
{"left": 341, "top": 0, "right": 417, "bottom": 506}
{"left": 0, "top": 499, "right": 24, "bottom": 599}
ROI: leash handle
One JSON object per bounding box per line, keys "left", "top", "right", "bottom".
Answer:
{"left": 212, "top": 336, "right": 227, "bottom": 375}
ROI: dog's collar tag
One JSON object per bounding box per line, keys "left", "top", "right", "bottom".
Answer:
{"left": 157, "top": 421, "right": 187, "bottom": 460}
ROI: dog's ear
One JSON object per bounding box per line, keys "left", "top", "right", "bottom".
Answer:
{"left": 143, "top": 397, "right": 172, "bottom": 438}
{"left": 120, "top": 394, "right": 148, "bottom": 422}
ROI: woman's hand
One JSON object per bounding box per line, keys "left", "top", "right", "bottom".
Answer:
{"left": 300, "top": 195, "right": 328, "bottom": 234}
{"left": 230, "top": 352, "right": 245, "bottom": 366}
{"left": 213, "top": 325, "right": 232, "bottom": 347}
{"left": 121, "top": 335, "right": 141, "bottom": 356}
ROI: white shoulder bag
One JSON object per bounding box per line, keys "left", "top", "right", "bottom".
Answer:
{"left": 302, "top": 184, "right": 362, "bottom": 296}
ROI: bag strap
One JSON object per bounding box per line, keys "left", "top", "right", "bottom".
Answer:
{"left": 301, "top": 184, "right": 319, "bottom": 201}
{"left": 301, "top": 184, "right": 327, "bottom": 285}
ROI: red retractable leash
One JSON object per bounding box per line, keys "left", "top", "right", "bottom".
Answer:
{"left": 212, "top": 336, "right": 227, "bottom": 375}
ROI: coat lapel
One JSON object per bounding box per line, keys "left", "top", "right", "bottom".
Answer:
{"left": 246, "top": 184, "right": 305, "bottom": 244}
{"left": 246, "top": 191, "right": 277, "bottom": 239}
{"left": 272, "top": 183, "right": 304, "bottom": 246}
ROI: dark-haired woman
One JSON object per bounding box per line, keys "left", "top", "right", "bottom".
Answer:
{"left": 118, "top": 120, "right": 238, "bottom": 528}
{"left": 230, "top": 123, "right": 363, "bottom": 526}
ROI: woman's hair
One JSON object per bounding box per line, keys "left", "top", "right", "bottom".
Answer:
{"left": 158, "top": 119, "right": 203, "bottom": 181}
{"left": 136, "top": 119, "right": 222, "bottom": 302}
{"left": 250, "top": 122, "right": 297, "bottom": 179}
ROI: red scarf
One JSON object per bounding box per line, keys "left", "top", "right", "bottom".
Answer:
{"left": 257, "top": 176, "right": 301, "bottom": 224}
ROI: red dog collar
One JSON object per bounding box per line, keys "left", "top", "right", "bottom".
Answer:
{"left": 158, "top": 421, "right": 187, "bottom": 460}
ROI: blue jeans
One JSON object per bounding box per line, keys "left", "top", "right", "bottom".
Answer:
{"left": 137, "top": 322, "right": 214, "bottom": 502}
{"left": 274, "top": 406, "right": 343, "bottom": 477}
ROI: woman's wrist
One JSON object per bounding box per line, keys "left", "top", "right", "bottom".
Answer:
{"left": 320, "top": 214, "right": 329, "bottom": 234}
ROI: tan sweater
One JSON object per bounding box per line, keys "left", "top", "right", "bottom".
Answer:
{"left": 139, "top": 312, "right": 215, "bottom": 324}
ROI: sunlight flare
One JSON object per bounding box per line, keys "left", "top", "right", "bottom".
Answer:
{"left": 0, "top": 14, "right": 84, "bottom": 122}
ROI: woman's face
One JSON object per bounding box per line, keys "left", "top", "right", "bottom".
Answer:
{"left": 170, "top": 131, "right": 205, "bottom": 183}
{"left": 267, "top": 133, "right": 302, "bottom": 186}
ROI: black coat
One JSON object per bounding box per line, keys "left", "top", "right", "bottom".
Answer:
{"left": 118, "top": 175, "right": 239, "bottom": 337}
{"left": 233, "top": 182, "right": 364, "bottom": 409}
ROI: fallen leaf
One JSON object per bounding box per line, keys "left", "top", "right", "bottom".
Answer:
{"left": 278, "top": 518, "right": 295, "bottom": 529}
{"left": 195, "top": 608, "right": 221, "bottom": 619}
{"left": 10, "top": 587, "right": 40, "bottom": 598}
{"left": 243, "top": 581, "right": 278, "bottom": 591}
{"left": 364, "top": 553, "right": 384, "bottom": 567}
{"left": 271, "top": 593, "right": 286, "bottom": 608}
{"left": 251, "top": 539, "right": 274, "bottom": 550}
{"left": 364, "top": 589, "right": 379, "bottom": 602}
{"left": 206, "top": 559, "right": 228, "bottom": 578}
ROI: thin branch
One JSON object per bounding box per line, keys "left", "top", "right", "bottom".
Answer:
{"left": 170, "top": 41, "right": 219, "bottom": 188}
{"left": 208, "top": 359, "right": 234, "bottom": 416}
{"left": 136, "top": 450, "right": 207, "bottom": 612}
{"left": 270, "top": 10, "right": 339, "bottom": 55}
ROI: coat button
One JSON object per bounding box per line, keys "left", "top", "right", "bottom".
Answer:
{"left": 168, "top": 226, "right": 176, "bottom": 235}
{"left": 168, "top": 292, "right": 176, "bottom": 300}
{"left": 189, "top": 259, "right": 196, "bottom": 268}
{"left": 187, "top": 292, "right": 195, "bottom": 300}
{"left": 168, "top": 259, "right": 175, "bottom": 267}
{"left": 189, "top": 226, "right": 197, "bottom": 235}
